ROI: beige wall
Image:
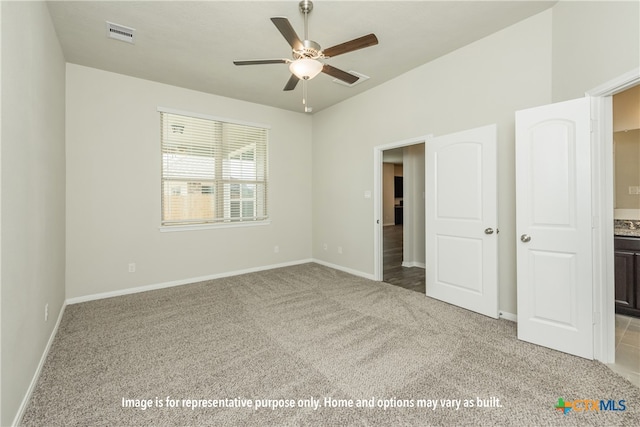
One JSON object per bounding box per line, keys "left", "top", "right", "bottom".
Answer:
{"left": 614, "top": 85, "right": 640, "bottom": 132}
{"left": 1, "top": 2, "right": 66, "bottom": 425}
{"left": 552, "top": 1, "right": 640, "bottom": 102}
{"left": 615, "top": 129, "right": 640, "bottom": 210}
{"left": 312, "top": 10, "right": 553, "bottom": 314}
{"left": 613, "top": 84, "right": 640, "bottom": 214}
{"left": 382, "top": 163, "right": 395, "bottom": 225}
{"left": 66, "top": 64, "right": 312, "bottom": 299}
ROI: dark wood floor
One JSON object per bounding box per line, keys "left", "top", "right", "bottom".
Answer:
{"left": 383, "top": 225, "right": 425, "bottom": 293}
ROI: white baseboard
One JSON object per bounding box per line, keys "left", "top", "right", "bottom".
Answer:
{"left": 499, "top": 311, "right": 517, "bottom": 322}
{"left": 402, "top": 261, "right": 426, "bottom": 269}
{"left": 66, "top": 258, "right": 314, "bottom": 305}
{"left": 13, "top": 301, "right": 67, "bottom": 427}
{"left": 311, "top": 258, "right": 375, "bottom": 280}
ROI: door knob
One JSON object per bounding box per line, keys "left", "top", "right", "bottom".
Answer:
{"left": 520, "top": 234, "right": 531, "bottom": 243}
{"left": 484, "top": 228, "right": 494, "bottom": 235}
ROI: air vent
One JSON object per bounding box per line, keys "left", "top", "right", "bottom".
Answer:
{"left": 106, "top": 21, "right": 135, "bottom": 44}
{"left": 332, "top": 71, "right": 370, "bottom": 87}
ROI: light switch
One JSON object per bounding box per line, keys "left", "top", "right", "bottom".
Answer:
{"left": 364, "top": 190, "right": 372, "bottom": 199}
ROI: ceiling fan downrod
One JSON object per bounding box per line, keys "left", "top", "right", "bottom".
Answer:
{"left": 294, "top": 0, "right": 321, "bottom": 61}
{"left": 300, "top": 0, "right": 313, "bottom": 41}
{"left": 300, "top": 0, "right": 314, "bottom": 112}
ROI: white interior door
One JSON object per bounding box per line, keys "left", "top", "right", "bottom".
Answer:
{"left": 426, "top": 124, "right": 498, "bottom": 319}
{"left": 515, "top": 97, "right": 593, "bottom": 359}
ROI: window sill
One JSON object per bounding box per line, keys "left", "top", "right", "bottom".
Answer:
{"left": 159, "top": 220, "right": 271, "bottom": 233}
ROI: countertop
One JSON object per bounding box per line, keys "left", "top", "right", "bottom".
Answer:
{"left": 615, "top": 220, "right": 640, "bottom": 238}
{"left": 615, "top": 228, "right": 640, "bottom": 238}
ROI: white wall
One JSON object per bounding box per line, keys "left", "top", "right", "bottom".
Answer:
{"left": 312, "top": 10, "right": 553, "bottom": 314}
{"left": 552, "top": 0, "right": 639, "bottom": 102}
{"left": 402, "top": 144, "right": 425, "bottom": 268}
{"left": 66, "top": 64, "right": 312, "bottom": 299}
{"left": 1, "top": 2, "right": 66, "bottom": 425}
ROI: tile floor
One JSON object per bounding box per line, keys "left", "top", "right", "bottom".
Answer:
{"left": 609, "top": 314, "right": 640, "bottom": 388}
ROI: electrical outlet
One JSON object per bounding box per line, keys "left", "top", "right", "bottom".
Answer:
{"left": 323, "top": 243, "right": 328, "bottom": 251}
{"left": 338, "top": 246, "right": 343, "bottom": 254}
{"left": 45, "top": 303, "right": 49, "bottom": 322}
{"left": 274, "top": 245, "right": 279, "bottom": 253}
{"left": 128, "top": 263, "right": 136, "bottom": 273}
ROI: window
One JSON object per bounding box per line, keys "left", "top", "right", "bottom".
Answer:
{"left": 160, "top": 109, "right": 268, "bottom": 227}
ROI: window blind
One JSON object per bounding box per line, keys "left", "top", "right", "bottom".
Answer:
{"left": 160, "top": 111, "right": 268, "bottom": 226}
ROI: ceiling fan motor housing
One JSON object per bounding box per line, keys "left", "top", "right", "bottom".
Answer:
{"left": 294, "top": 40, "right": 322, "bottom": 60}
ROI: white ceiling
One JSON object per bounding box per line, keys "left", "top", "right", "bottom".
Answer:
{"left": 47, "top": 1, "right": 556, "bottom": 114}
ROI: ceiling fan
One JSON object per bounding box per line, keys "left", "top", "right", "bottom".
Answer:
{"left": 233, "top": 0, "right": 378, "bottom": 111}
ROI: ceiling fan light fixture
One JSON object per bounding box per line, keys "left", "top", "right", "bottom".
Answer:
{"left": 289, "top": 58, "right": 323, "bottom": 80}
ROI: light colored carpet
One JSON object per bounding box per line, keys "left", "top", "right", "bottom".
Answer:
{"left": 21, "top": 263, "right": 640, "bottom": 426}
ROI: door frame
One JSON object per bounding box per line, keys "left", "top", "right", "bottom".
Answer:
{"left": 373, "top": 135, "right": 431, "bottom": 281}
{"left": 588, "top": 67, "right": 640, "bottom": 363}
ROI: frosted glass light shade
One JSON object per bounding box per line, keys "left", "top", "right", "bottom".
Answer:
{"left": 289, "top": 58, "right": 323, "bottom": 80}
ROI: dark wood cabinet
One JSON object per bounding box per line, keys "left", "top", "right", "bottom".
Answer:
{"left": 394, "top": 206, "right": 403, "bottom": 225}
{"left": 394, "top": 176, "right": 403, "bottom": 198}
{"left": 615, "top": 250, "right": 635, "bottom": 308}
{"left": 614, "top": 237, "right": 640, "bottom": 318}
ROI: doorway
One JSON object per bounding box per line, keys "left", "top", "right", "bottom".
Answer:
{"left": 381, "top": 145, "right": 425, "bottom": 293}
{"left": 609, "top": 83, "right": 640, "bottom": 385}
{"left": 588, "top": 68, "right": 640, "bottom": 364}
{"left": 374, "top": 125, "right": 499, "bottom": 320}
{"left": 373, "top": 135, "right": 428, "bottom": 285}
{"left": 515, "top": 70, "right": 640, "bottom": 362}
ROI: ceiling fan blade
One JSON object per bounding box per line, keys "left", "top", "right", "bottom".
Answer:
{"left": 322, "top": 33, "right": 379, "bottom": 58}
{"left": 233, "top": 59, "right": 288, "bottom": 66}
{"left": 322, "top": 64, "right": 359, "bottom": 85}
{"left": 271, "top": 17, "right": 304, "bottom": 51}
{"left": 283, "top": 74, "right": 300, "bottom": 91}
